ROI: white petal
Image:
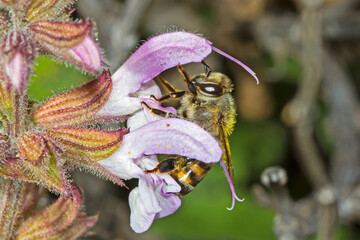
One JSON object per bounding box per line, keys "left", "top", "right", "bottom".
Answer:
{"left": 98, "top": 80, "right": 166, "bottom": 117}
{"left": 134, "top": 156, "right": 158, "bottom": 170}
{"left": 139, "top": 175, "right": 162, "bottom": 214}
{"left": 132, "top": 79, "right": 162, "bottom": 98}
{"left": 96, "top": 95, "right": 141, "bottom": 116}
{"left": 154, "top": 185, "right": 181, "bottom": 219}
{"left": 159, "top": 174, "right": 181, "bottom": 194}
{"left": 129, "top": 188, "right": 156, "bottom": 233}
{"left": 98, "top": 151, "right": 143, "bottom": 179}
{"left": 127, "top": 111, "right": 148, "bottom": 132}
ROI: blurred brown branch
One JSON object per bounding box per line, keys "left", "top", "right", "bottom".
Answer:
{"left": 253, "top": 0, "right": 360, "bottom": 239}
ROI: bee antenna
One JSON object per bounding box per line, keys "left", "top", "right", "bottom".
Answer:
{"left": 201, "top": 60, "right": 212, "bottom": 77}
{"left": 177, "top": 64, "right": 197, "bottom": 95}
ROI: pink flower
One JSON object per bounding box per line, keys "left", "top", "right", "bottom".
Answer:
{"left": 98, "top": 31, "right": 257, "bottom": 233}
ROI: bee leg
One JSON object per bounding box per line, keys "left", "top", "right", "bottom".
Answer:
{"left": 144, "top": 167, "right": 158, "bottom": 174}
{"left": 156, "top": 76, "right": 177, "bottom": 93}
{"left": 153, "top": 76, "right": 186, "bottom": 102}
{"left": 218, "top": 115, "right": 234, "bottom": 182}
{"left": 150, "top": 91, "right": 185, "bottom": 102}
{"left": 141, "top": 101, "right": 180, "bottom": 118}
{"left": 201, "top": 60, "right": 212, "bottom": 77}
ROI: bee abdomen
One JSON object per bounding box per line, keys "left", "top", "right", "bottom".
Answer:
{"left": 170, "top": 160, "right": 214, "bottom": 197}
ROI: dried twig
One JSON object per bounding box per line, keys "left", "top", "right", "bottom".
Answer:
{"left": 322, "top": 51, "right": 360, "bottom": 191}
{"left": 253, "top": 167, "right": 318, "bottom": 240}
{"left": 292, "top": 0, "right": 329, "bottom": 191}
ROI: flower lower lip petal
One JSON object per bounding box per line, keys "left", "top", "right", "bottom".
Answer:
{"left": 118, "top": 118, "right": 222, "bottom": 164}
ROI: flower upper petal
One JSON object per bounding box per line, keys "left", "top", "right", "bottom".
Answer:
{"left": 117, "top": 118, "right": 222, "bottom": 164}
{"left": 97, "top": 79, "right": 163, "bottom": 117}
{"left": 64, "top": 35, "right": 101, "bottom": 73}
{"left": 112, "top": 32, "right": 212, "bottom": 92}
{"left": 98, "top": 32, "right": 212, "bottom": 116}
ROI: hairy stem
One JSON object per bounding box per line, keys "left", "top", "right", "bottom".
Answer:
{"left": 18, "top": 91, "right": 28, "bottom": 135}
{"left": 0, "top": 179, "right": 24, "bottom": 240}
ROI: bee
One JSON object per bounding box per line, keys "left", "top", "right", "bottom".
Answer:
{"left": 143, "top": 62, "right": 236, "bottom": 197}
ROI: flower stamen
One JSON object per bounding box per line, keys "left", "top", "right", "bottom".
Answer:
{"left": 220, "top": 158, "right": 244, "bottom": 210}
{"left": 211, "top": 46, "right": 259, "bottom": 84}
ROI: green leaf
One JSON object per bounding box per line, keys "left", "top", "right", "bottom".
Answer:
{"left": 28, "top": 56, "right": 91, "bottom": 101}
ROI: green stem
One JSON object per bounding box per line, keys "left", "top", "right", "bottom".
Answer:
{"left": 0, "top": 179, "right": 24, "bottom": 240}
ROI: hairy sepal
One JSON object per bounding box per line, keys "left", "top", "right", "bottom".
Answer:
{"left": 19, "top": 152, "right": 72, "bottom": 197}
{"left": 25, "top": 0, "right": 75, "bottom": 22}
{"left": 14, "top": 184, "right": 96, "bottom": 240}
{"left": 0, "top": 74, "right": 12, "bottom": 119}
{"left": 47, "top": 127, "right": 128, "bottom": 161}
{"left": 34, "top": 70, "right": 112, "bottom": 128}
{"left": 28, "top": 20, "right": 101, "bottom": 72}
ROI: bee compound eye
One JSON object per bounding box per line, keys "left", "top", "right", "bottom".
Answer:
{"left": 188, "top": 82, "right": 197, "bottom": 95}
{"left": 198, "top": 83, "right": 223, "bottom": 96}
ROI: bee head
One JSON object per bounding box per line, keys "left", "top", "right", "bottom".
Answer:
{"left": 177, "top": 64, "right": 233, "bottom": 98}
{"left": 189, "top": 73, "right": 233, "bottom": 98}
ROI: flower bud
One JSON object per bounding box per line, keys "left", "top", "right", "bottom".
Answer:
{"left": 0, "top": 31, "right": 35, "bottom": 91}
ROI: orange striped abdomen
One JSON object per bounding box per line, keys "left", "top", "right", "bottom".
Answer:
{"left": 153, "top": 157, "right": 214, "bottom": 197}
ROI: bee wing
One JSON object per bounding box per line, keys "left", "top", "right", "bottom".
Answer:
{"left": 218, "top": 118, "right": 234, "bottom": 182}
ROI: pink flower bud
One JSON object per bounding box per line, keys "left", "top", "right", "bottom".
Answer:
{"left": 0, "top": 31, "right": 35, "bottom": 91}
